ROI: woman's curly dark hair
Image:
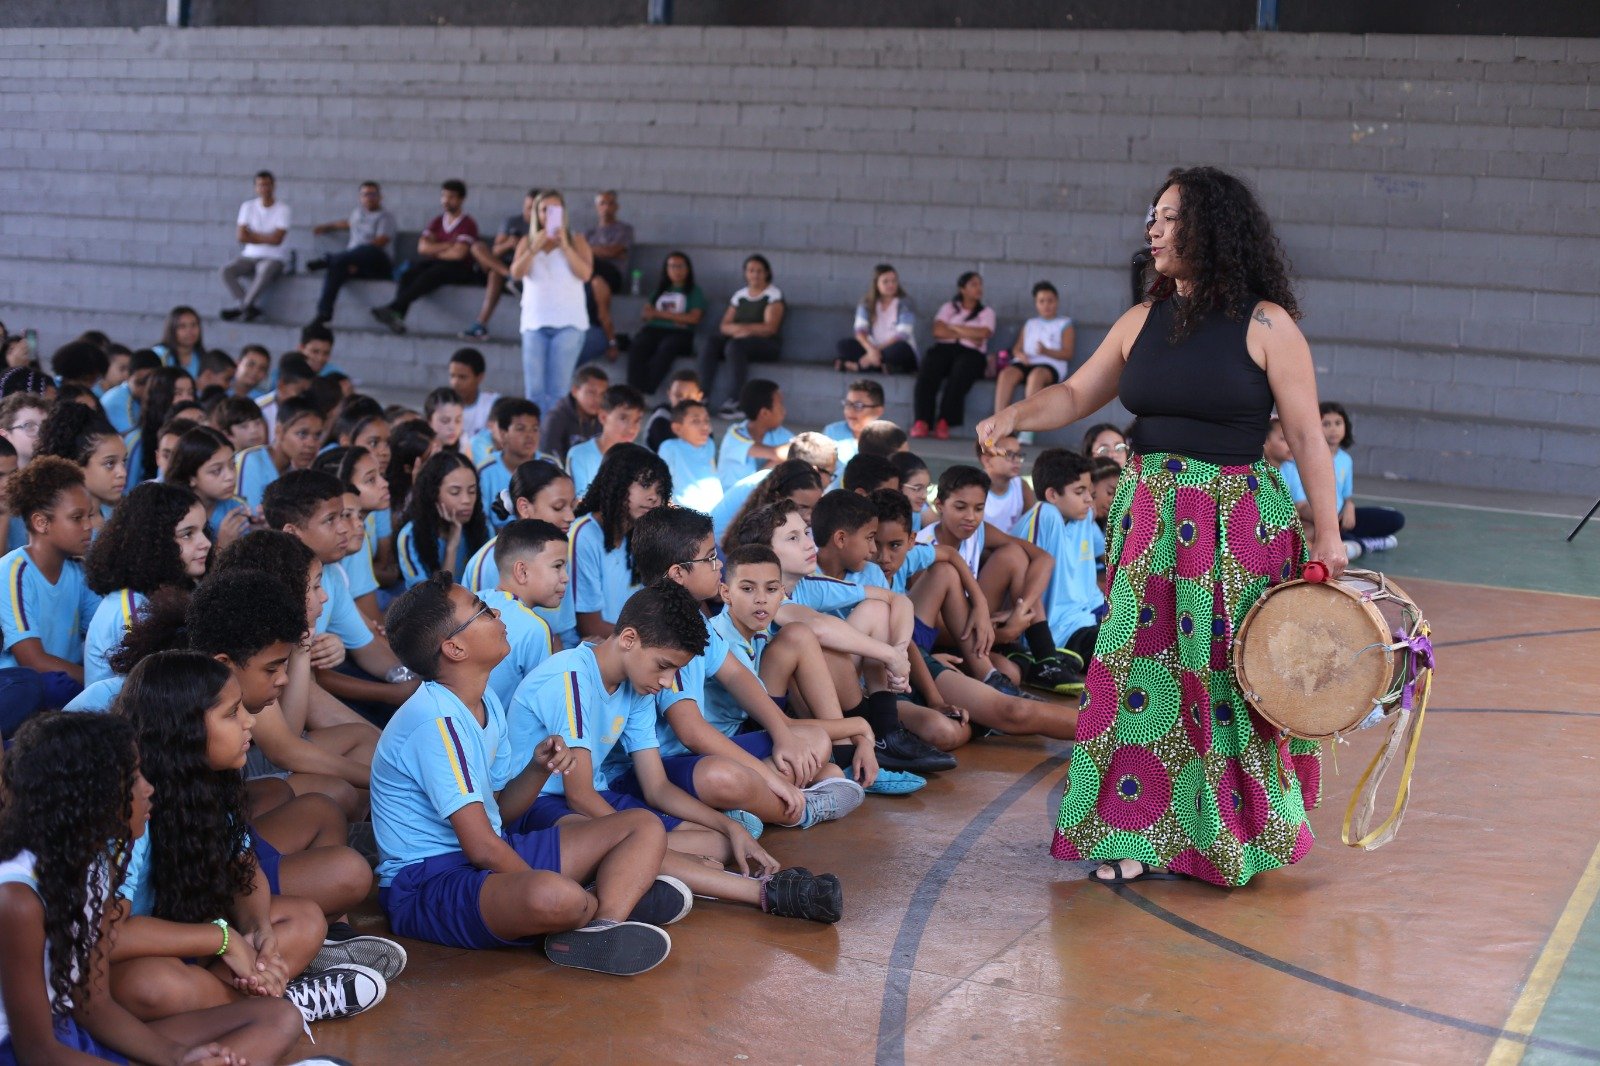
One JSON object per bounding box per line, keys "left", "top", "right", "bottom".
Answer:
{"left": 136, "top": 367, "right": 195, "bottom": 483}
{"left": 107, "top": 586, "right": 190, "bottom": 675}
{"left": 403, "top": 451, "right": 489, "bottom": 575}
{"left": 731, "top": 498, "right": 803, "bottom": 553}
{"left": 720, "top": 459, "right": 822, "bottom": 555}
{"left": 0, "top": 712, "right": 139, "bottom": 1013}
{"left": 1143, "top": 166, "right": 1299, "bottom": 342}
{"left": 85, "top": 482, "right": 203, "bottom": 596}
{"left": 35, "top": 401, "right": 119, "bottom": 467}
{"left": 386, "top": 419, "right": 437, "bottom": 528}
{"left": 574, "top": 443, "right": 671, "bottom": 552}
{"left": 114, "top": 650, "right": 253, "bottom": 922}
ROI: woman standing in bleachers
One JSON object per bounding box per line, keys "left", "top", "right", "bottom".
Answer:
{"left": 513, "top": 190, "right": 595, "bottom": 420}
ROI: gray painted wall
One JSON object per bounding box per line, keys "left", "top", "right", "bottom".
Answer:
{"left": 0, "top": 26, "right": 1595, "bottom": 493}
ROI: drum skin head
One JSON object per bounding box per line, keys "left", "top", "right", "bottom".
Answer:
{"left": 1235, "top": 580, "right": 1395, "bottom": 740}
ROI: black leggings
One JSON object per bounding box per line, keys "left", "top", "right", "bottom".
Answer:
{"left": 698, "top": 333, "right": 781, "bottom": 408}
{"left": 388, "top": 257, "right": 479, "bottom": 315}
{"left": 836, "top": 337, "right": 918, "bottom": 373}
{"left": 1349, "top": 506, "right": 1406, "bottom": 540}
{"left": 913, "top": 342, "right": 987, "bottom": 426}
{"left": 627, "top": 327, "right": 697, "bottom": 394}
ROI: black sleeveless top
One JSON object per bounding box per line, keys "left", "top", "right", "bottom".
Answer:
{"left": 1119, "top": 296, "right": 1273, "bottom": 465}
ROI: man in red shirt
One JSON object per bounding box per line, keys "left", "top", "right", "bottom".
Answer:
{"left": 372, "top": 179, "right": 481, "bottom": 334}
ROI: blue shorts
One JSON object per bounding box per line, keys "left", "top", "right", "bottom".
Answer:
{"left": 525, "top": 789, "right": 683, "bottom": 832}
{"left": 912, "top": 617, "right": 938, "bottom": 654}
{"left": 609, "top": 731, "right": 775, "bottom": 798}
{"left": 378, "top": 827, "right": 564, "bottom": 949}
{"left": 250, "top": 829, "right": 282, "bottom": 896}
{"left": 0, "top": 1016, "right": 126, "bottom": 1063}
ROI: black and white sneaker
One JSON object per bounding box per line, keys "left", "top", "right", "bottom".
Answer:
{"left": 310, "top": 922, "right": 408, "bottom": 981}
{"left": 544, "top": 920, "right": 671, "bottom": 975}
{"left": 761, "top": 867, "right": 844, "bottom": 924}
{"left": 1024, "top": 657, "right": 1085, "bottom": 696}
{"left": 875, "top": 727, "right": 957, "bottom": 774}
{"left": 286, "top": 962, "right": 386, "bottom": 1023}
{"left": 625, "top": 875, "right": 694, "bottom": 927}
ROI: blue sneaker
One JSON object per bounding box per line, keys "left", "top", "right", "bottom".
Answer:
{"left": 865, "top": 768, "right": 927, "bottom": 795}
{"left": 796, "top": 778, "right": 866, "bottom": 829}
{"left": 726, "top": 809, "right": 764, "bottom": 839}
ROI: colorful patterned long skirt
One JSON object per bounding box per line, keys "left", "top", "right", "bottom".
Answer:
{"left": 1052, "top": 452, "right": 1323, "bottom": 887}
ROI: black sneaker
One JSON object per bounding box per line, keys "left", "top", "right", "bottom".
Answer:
{"left": 306, "top": 256, "right": 330, "bottom": 271}
{"left": 544, "top": 920, "right": 671, "bottom": 975}
{"left": 370, "top": 306, "right": 407, "bottom": 334}
{"left": 1024, "top": 657, "right": 1085, "bottom": 696}
{"left": 219, "top": 307, "right": 243, "bottom": 321}
{"left": 285, "top": 963, "right": 386, "bottom": 1022}
{"left": 875, "top": 727, "right": 957, "bottom": 774}
{"left": 761, "top": 867, "right": 844, "bottom": 924}
{"left": 241, "top": 305, "right": 263, "bottom": 322}
{"left": 984, "top": 670, "right": 1025, "bottom": 698}
{"left": 311, "top": 923, "right": 408, "bottom": 981}
{"left": 625, "top": 875, "right": 694, "bottom": 927}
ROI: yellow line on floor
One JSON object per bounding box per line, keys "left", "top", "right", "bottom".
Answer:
{"left": 1485, "top": 837, "right": 1600, "bottom": 1065}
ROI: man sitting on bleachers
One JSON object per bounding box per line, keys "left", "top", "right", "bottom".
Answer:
{"left": 371, "top": 179, "right": 480, "bottom": 335}
{"left": 307, "top": 180, "right": 398, "bottom": 329}
{"left": 219, "top": 170, "right": 291, "bottom": 323}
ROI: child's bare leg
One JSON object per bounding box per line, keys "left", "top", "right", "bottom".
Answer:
{"left": 993, "top": 365, "right": 1024, "bottom": 416}
{"left": 911, "top": 560, "right": 993, "bottom": 677}
{"left": 658, "top": 851, "right": 763, "bottom": 907}
{"left": 253, "top": 794, "right": 368, "bottom": 919}
{"left": 844, "top": 598, "right": 891, "bottom": 690}
{"left": 1024, "top": 366, "right": 1056, "bottom": 400}
{"left": 245, "top": 776, "right": 294, "bottom": 820}
{"left": 112, "top": 958, "right": 239, "bottom": 1020}
{"left": 286, "top": 772, "right": 365, "bottom": 821}
{"left": 980, "top": 544, "right": 1030, "bottom": 642}
{"left": 146, "top": 998, "right": 303, "bottom": 1065}
{"left": 937, "top": 668, "right": 1077, "bottom": 740}
{"left": 690, "top": 754, "right": 791, "bottom": 824}
{"left": 898, "top": 701, "right": 973, "bottom": 751}
{"left": 552, "top": 808, "right": 665, "bottom": 925}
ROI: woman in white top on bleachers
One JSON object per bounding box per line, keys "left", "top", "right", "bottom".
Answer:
{"left": 698, "top": 254, "right": 785, "bottom": 418}
{"left": 835, "top": 263, "right": 918, "bottom": 375}
{"left": 512, "top": 190, "right": 594, "bottom": 419}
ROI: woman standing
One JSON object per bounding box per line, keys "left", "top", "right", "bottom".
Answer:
{"left": 513, "top": 190, "right": 594, "bottom": 418}
{"left": 912, "top": 272, "right": 995, "bottom": 440}
{"left": 835, "top": 263, "right": 917, "bottom": 374}
{"left": 698, "top": 254, "right": 785, "bottom": 418}
{"left": 978, "top": 167, "right": 1346, "bottom": 887}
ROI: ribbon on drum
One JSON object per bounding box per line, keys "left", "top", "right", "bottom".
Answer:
{"left": 1340, "top": 623, "right": 1435, "bottom": 850}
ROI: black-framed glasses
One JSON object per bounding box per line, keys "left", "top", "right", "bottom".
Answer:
{"left": 443, "top": 598, "right": 494, "bottom": 644}
{"left": 676, "top": 550, "right": 721, "bottom": 570}
{"left": 842, "top": 400, "right": 882, "bottom": 413}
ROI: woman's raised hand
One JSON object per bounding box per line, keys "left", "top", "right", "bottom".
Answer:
{"left": 975, "top": 407, "right": 1019, "bottom": 450}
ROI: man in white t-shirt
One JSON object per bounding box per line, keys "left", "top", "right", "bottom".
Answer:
{"left": 220, "top": 171, "right": 292, "bottom": 322}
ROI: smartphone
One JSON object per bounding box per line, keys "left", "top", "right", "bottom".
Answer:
{"left": 544, "top": 204, "right": 564, "bottom": 235}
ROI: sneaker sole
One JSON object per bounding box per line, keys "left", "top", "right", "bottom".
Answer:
{"left": 311, "top": 935, "right": 409, "bottom": 981}
{"left": 544, "top": 922, "right": 671, "bottom": 976}
{"left": 865, "top": 774, "right": 927, "bottom": 796}
{"left": 800, "top": 778, "right": 866, "bottom": 825}
{"left": 725, "top": 809, "right": 765, "bottom": 840}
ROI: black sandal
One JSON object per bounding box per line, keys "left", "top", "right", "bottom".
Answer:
{"left": 1089, "top": 860, "right": 1184, "bottom": 885}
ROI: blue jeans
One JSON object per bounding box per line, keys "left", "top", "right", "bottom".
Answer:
{"left": 576, "top": 325, "right": 611, "bottom": 368}
{"left": 521, "top": 326, "right": 585, "bottom": 414}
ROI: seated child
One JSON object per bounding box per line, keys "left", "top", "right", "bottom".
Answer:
{"left": 111, "top": 651, "right": 391, "bottom": 1025}
{"left": 567, "top": 384, "right": 646, "bottom": 501}
{"left": 374, "top": 572, "right": 694, "bottom": 974}
{"left": 1089, "top": 455, "right": 1122, "bottom": 534}
{"left": 484, "top": 519, "right": 567, "bottom": 707}
{"left": 468, "top": 459, "right": 579, "bottom": 650}
{"left": 424, "top": 387, "right": 466, "bottom": 455}
{"left": 256, "top": 353, "right": 317, "bottom": 438}
{"left": 235, "top": 394, "right": 325, "bottom": 509}
{"left": 978, "top": 433, "right": 1035, "bottom": 534}
{"left": 213, "top": 394, "right": 269, "bottom": 453}
{"left": 712, "top": 432, "right": 835, "bottom": 539}
{"left": 841, "top": 453, "right": 900, "bottom": 497}
{"left": 918, "top": 465, "right": 1068, "bottom": 693}
{"left": 734, "top": 499, "right": 957, "bottom": 774}
{"left": 993, "top": 281, "right": 1073, "bottom": 443}
{"left": 1281, "top": 403, "right": 1405, "bottom": 557}
{"left": 571, "top": 443, "right": 669, "bottom": 640}
{"left": 232, "top": 343, "right": 272, "bottom": 398}
{"left": 658, "top": 397, "right": 722, "bottom": 512}
{"left": 1011, "top": 449, "right": 1105, "bottom": 674}
{"left": 34, "top": 403, "right": 126, "bottom": 518}
{"left": 169, "top": 424, "right": 252, "bottom": 549}
{"left": 397, "top": 452, "right": 490, "bottom": 588}
{"left": 0, "top": 713, "right": 308, "bottom": 1065}
{"left": 99, "top": 349, "right": 160, "bottom": 435}
{"left": 822, "top": 379, "right": 885, "bottom": 473}
{"left": 477, "top": 398, "right": 543, "bottom": 529}
{"left": 891, "top": 451, "right": 932, "bottom": 533}
{"left": 511, "top": 580, "right": 845, "bottom": 923}
{"left": 540, "top": 363, "right": 607, "bottom": 463}
{"left": 627, "top": 507, "right": 866, "bottom": 824}
{"left": 644, "top": 368, "right": 703, "bottom": 451}
{"left": 856, "top": 419, "right": 910, "bottom": 458}
{"left": 717, "top": 379, "right": 793, "bottom": 489}
{"left": 449, "top": 346, "right": 501, "bottom": 440}
{"left": 313, "top": 444, "right": 389, "bottom": 626}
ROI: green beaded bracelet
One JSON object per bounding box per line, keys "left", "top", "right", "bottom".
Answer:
{"left": 212, "top": 918, "right": 230, "bottom": 956}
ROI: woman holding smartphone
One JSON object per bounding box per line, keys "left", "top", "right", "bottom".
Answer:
{"left": 513, "top": 190, "right": 594, "bottom": 418}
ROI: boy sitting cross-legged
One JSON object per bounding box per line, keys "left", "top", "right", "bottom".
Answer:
{"left": 624, "top": 507, "right": 869, "bottom": 828}
{"left": 374, "top": 572, "right": 688, "bottom": 975}
{"left": 1010, "top": 448, "right": 1105, "bottom": 676}
{"left": 484, "top": 518, "right": 567, "bottom": 708}
{"left": 510, "top": 580, "right": 845, "bottom": 922}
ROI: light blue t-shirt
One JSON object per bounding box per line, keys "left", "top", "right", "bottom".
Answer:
{"left": 64, "top": 675, "right": 125, "bottom": 712}
{"left": 477, "top": 456, "right": 516, "bottom": 531}
{"left": 652, "top": 622, "right": 731, "bottom": 760}
{"left": 4, "top": 516, "right": 25, "bottom": 555}
{"left": 233, "top": 446, "right": 281, "bottom": 510}
{"left": 469, "top": 428, "right": 497, "bottom": 470}
{"left": 885, "top": 543, "right": 936, "bottom": 595}
{"left": 842, "top": 563, "right": 890, "bottom": 591}
{"left": 710, "top": 469, "right": 768, "bottom": 539}
{"left": 822, "top": 420, "right": 854, "bottom": 443}
{"left": 718, "top": 422, "right": 794, "bottom": 489}
{"left": 0, "top": 549, "right": 97, "bottom": 669}
{"left": 208, "top": 496, "right": 249, "bottom": 541}
{"left": 119, "top": 832, "right": 155, "bottom": 915}
{"left": 511, "top": 644, "right": 660, "bottom": 797}
{"left": 1278, "top": 460, "right": 1306, "bottom": 504}
{"left": 122, "top": 431, "right": 144, "bottom": 495}
{"left": 569, "top": 515, "right": 636, "bottom": 625}
{"left": 695, "top": 610, "right": 770, "bottom": 750}
{"left": 566, "top": 439, "right": 604, "bottom": 502}
{"left": 152, "top": 344, "right": 202, "bottom": 378}
{"left": 1013, "top": 503, "right": 1105, "bottom": 645}
{"left": 464, "top": 536, "right": 579, "bottom": 651}
{"left": 1280, "top": 451, "right": 1353, "bottom": 513}
{"left": 316, "top": 561, "right": 375, "bottom": 650}
{"left": 396, "top": 523, "right": 470, "bottom": 588}
{"left": 340, "top": 529, "right": 379, "bottom": 600}
{"left": 785, "top": 574, "right": 866, "bottom": 619}
{"left": 84, "top": 588, "right": 145, "bottom": 686}
{"left": 484, "top": 589, "right": 555, "bottom": 710}
{"left": 659, "top": 438, "right": 722, "bottom": 514}
{"left": 101, "top": 382, "right": 139, "bottom": 434}
{"left": 371, "top": 681, "right": 519, "bottom": 886}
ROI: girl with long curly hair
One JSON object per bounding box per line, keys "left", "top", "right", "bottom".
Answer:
{"left": 0, "top": 712, "right": 306, "bottom": 1063}
{"left": 979, "top": 165, "right": 1344, "bottom": 888}
{"left": 716, "top": 458, "right": 823, "bottom": 556}
{"left": 33, "top": 401, "right": 127, "bottom": 522}
{"left": 394, "top": 451, "right": 486, "bottom": 589}
{"left": 82, "top": 482, "right": 210, "bottom": 686}
{"left": 109, "top": 651, "right": 390, "bottom": 1027}
{"left": 464, "top": 458, "right": 578, "bottom": 648}
{"left": 570, "top": 443, "right": 669, "bottom": 640}
{"left": 1, "top": 457, "right": 97, "bottom": 693}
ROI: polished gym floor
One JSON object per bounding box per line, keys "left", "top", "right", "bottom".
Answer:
{"left": 297, "top": 495, "right": 1600, "bottom": 1065}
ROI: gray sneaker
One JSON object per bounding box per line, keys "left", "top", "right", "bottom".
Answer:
{"left": 797, "top": 777, "right": 866, "bottom": 829}
{"left": 311, "top": 923, "right": 408, "bottom": 981}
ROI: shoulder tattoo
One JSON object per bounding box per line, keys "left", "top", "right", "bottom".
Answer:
{"left": 1252, "top": 307, "right": 1273, "bottom": 329}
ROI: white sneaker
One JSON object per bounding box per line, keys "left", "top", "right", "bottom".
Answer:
{"left": 797, "top": 777, "right": 867, "bottom": 828}
{"left": 1342, "top": 539, "right": 1363, "bottom": 561}
{"left": 1359, "top": 534, "right": 1398, "bottom": 552}
{"left": 286, "top": 963, "right": 386, "bottom": 1023}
